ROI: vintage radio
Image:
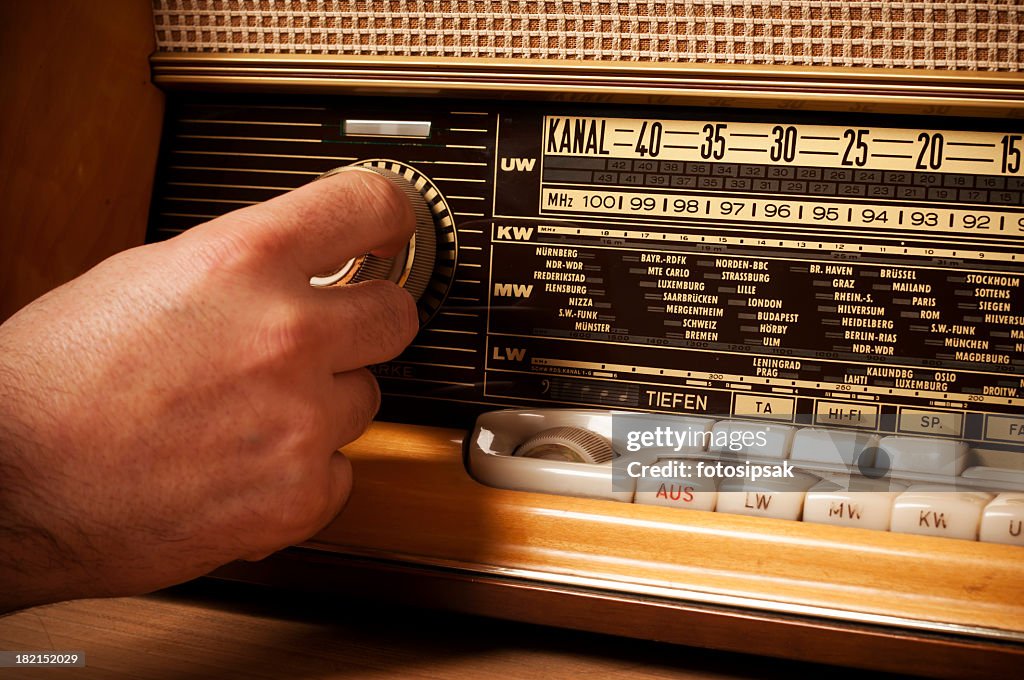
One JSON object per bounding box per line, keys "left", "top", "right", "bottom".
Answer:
{"left": 9, "top": 1, "right": 1024, "bottom": 676}
{"left": 144, "top": 65, "right": 1024, "bottom": 678}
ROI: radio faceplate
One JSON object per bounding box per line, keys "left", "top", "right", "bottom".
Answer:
{"left": 148, "top": 96, "right": 1023, "bottom": 453}
{"left": 143, "top": 59, "right": 1024, "bottom": 673}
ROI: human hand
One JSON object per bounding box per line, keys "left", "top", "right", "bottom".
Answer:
{"left": 0, "top": 168, "right": 418, "bottom": 611}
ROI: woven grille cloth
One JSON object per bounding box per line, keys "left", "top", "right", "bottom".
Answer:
{"left": 153, "top": 1, "right": 1023, "bottom": 71}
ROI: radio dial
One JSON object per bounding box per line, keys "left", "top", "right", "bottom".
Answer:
{"left": 515, "top": 427, "right": 615, "bottom": 465}
{"left": 310, "top": 166, "right": 436, "bottom": 302}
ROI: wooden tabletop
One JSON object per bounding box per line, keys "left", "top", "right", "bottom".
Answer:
{"left": 0, "top": 580, "right": 906, "bottom": 679}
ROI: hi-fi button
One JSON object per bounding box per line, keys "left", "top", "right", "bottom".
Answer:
{"left": 815, "top": 400, "right": 879, "bottom": 429}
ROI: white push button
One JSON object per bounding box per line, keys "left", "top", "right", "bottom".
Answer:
{"left": 878, "top": 436, "right": 968, "bottom": 477}
{"left": 961, "top": 465, "right": 1024, "bottom": 487}
{"left": 468, "top": 409, "right": 634, "bottom": 502}
{"left": 716, "top": 470, "right": 820, "bottom": 520}
{"left": 709, "top": 420, "right": 795, "bottom": 459}
{"left": 634, "top": 459, "right": 718, "bottom": 511}
{"left": 979, "top": 493, "right": 1024, "bottom": 546}
{"left": 612, "top": 415, "right": 715, "bottom": 457}
{"left": 890, "top": 485, "right": 993, "bottom": 540}
{"left": 790, "top": 428, "right": 878, "bottom": 468}
{"left": 803, "top": 477, "right": 906, "bottom": 531}
{"left": 344, "top": 119, "right": 431, "bottom": 138}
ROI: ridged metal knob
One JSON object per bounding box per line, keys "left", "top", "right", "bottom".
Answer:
{"left": 310, "top": 166, "right": 436, "bottom": 302}
{"left": 515, "top": 427, "right": 615, "bottom": 464}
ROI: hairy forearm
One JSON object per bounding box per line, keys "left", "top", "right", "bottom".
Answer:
{"left": 0, "top": 346, "right": 82, "bottom": 612}
{"left": 0, "top": 168, "right": 415, "bottom": 607}
{"left": 0, "top": 419, "right": 59, "bottom": 612}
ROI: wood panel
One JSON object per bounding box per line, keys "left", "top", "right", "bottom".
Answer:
{"left": 0, "top": 0, "right": 162, "bottom": 321}
{"left": 215, "top": 551, "right": 1024, "bottom": 679}
{"left": 0, "top": 579, "right": 925, "bottom": 679}
{"left": 252, "top": 423, "right": 1024, "bottom": 647}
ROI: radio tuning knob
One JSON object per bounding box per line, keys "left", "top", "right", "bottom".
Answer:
{"left": 310, "top": 166, "right": 437, "bottom": 302}
{"left": 515, "top": 427, "right": 615, "bottom": 464}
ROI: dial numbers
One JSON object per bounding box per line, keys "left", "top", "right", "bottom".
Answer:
{"left": 544, "top": 116, "right": 1022, "bottom": 176}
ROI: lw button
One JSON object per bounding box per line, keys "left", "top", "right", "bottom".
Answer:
{"left": 716, "top": 470, "right": 820, "bottom": 521}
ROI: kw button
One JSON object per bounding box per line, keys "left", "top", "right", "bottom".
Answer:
{"left": 891, "top": 485, "right": 993, "bottom": 541}
{"left": 815, "top": 400, "right": 879, "bottom": 429}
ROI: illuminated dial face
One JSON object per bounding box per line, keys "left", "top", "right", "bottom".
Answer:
{"left": 351, "top": 159, "right": 457, "bottom": 325}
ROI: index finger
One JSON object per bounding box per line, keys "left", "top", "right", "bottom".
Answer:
{"left": 204, "top": 166, "right": 417, "bottom": 278}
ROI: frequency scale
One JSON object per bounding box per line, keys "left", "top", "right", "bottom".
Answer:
{"left": 150, "top": 99, "right": 1023, "bottom": 433}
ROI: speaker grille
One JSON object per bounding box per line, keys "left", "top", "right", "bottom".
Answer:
{"left": 153, "top": 1, "right": 1021, "bottom": 71}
